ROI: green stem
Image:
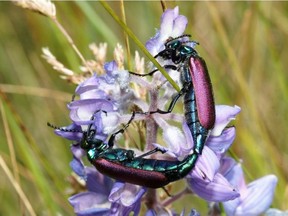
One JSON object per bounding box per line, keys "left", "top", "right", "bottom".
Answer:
{"left": 119, "top": 1, "right": 132, "bottom": 70}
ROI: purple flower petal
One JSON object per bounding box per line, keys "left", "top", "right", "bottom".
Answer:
{"left": 240, "top": 175, "right": 277, "bottom": 214}
{"left": 101, "top": 111, "right": 121, "bottom": 135}
{"left": 219, "top": 157, "right": 237, "bottom": 177}
{"left": 110, "top": 201, "right": 141, "bottom": 216}
{"left": 222, "top": 162, "right": 278, "bottom": 216}
{"left": 113, "top": 70, "right": 130, "bottom": 89}
{"left": 182, "top": 121, "right": 195, "bottom": 151}
{"left": 109, "top": 182, "right": 146, "bottom": 207}
{"left": 104, "top": 61, "right": 118, "bottom": 84}
{"left": 68, "top": 99, "right": 114, "bottom": 125}
{"left": 171, "top": 14, "right": 188, "bottom": 37}
{"left": 158, "top": 7, "right": 187, "bottom": 39}
{"left": 104, "top": 61, "right": 130, "bottom": 90}
{"left": 224, "top": 175, "right": 278, "bottom": 216}
{"left": 71, "top": 144, "right": 86, "bottom": 159}
{"left": 211, "top": 105, "right": 241, "bottom": 136}
{"left": 162, "top": 124, "right": 186, "bottom": 156}
{"left": 146, "top": 6, "right": 187, "bottom": 55}
{"left": 224, "top": 163, "right": 247, "bottom": 192}
{"left": 69, "top": 192, "right": 110, "bottom": 216}
{"left": 188, "top": 173, "right": 239, "bottom": 202}
{"left": 76, "top": 73, "right": 99, "bottom": 88}
{"left": 206, "top": 127, "right": 236, "bottom": 158}
{"left": 86, "top": 167, "right": 113, "bottom": 196}
{"left": 120, "top": 185, "right": 146, "bottom": 207}
{"left": 108, "top": 182, "right": 125, "bottom": 203}
{"left": 188, "top": 146, "right": 220, "bottom": 181}
{"left": 108, "top": 183, "right": 144, "bottom": 216}
{"left": 75, "top": 74, "right": 100, "bottom": 96}
{"left": 76, "top": 85, "right": 105, "bottom": 101}
{"left": 70, "top": 156, "right": 85, "bottom": 178}
{"left": 108, "top": 202, "right": 120, "bottom": 216}
{"left": 145, "top": 209, "right": 157, "bottom": 216}
{"left": 154, "top": 115, "right": 190, "bottom": 156}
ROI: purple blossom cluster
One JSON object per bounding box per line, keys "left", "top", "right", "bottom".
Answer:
{"left": 53, "top": 7, "right": 277, "bottom": 216}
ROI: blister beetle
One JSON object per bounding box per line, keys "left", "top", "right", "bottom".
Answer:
{"left": 48, "top": 111, "right": 198, "bottom": 188}
{"left": 130, "top": 35, "right": 215, "bottom": 155}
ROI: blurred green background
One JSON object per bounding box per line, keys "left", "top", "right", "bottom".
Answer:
{"left": 0, "top": 1, "right": 287, "bottom": 215}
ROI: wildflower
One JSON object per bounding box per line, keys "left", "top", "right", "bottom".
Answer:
{"left": 68, "top": 167, "right": 113, "bottom": 216}
{"left": 222, "top": 162, "right": 278, "bottom": 216}
{"left": 146, "top": 6, "right": 188, "bottom": 56}
{"left": 69, "top": 167, "right": 144, "bottom": 216}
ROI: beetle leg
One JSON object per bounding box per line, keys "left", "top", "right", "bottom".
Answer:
{"left": 107, "top": 112, "right": 136, "bottom": 148}
{"left": 135, "top": 147, "right": 167, "bottom": 159}
{"left": 149, "top": 82, "right": 191, "bottom": 115}
{"left": 129, "top": 64, "right": 177, "bottom": 77}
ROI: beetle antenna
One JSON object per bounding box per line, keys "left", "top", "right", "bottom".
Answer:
{"left": 171, "top": 34, "right": 191, "bottom": 40}
{"left": 47, "top": 122, "right": 82, "bottom": 133}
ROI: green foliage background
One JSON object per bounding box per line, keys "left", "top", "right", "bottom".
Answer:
{"left": 0, "top": 1, "right": 287, "bottom": 215}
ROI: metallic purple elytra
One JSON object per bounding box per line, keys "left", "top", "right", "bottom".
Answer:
{"left": 189, "top": 56, "right": 215, "bottom": 130}
{"left": 92, "top": 158, "right": 169, "bottom": 188}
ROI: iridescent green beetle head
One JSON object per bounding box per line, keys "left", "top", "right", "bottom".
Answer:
{"left": 80, "top": 127, "right": 104, "bottom": 151}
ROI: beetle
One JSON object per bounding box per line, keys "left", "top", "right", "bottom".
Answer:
{"left": 48, "top": 111, "right": 198, "bottom": 188}
{"left": 130, "top": 35, "right": 215, "bottom": 155}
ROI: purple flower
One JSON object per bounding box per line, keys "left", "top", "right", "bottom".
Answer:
{"left": 185, "top": 106, "right": 241, "bottom": 202}
{"left": 68, "top": 167, "right": 113, "bottom": 216}
{"left": 222, "top": 162, "right": 278, "bottom": 216}
{"left": 146, "top": 6, "right": 188, "bottom": 55}
{"left": 69, "top": 167, "right": 144, "bottom": 216}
